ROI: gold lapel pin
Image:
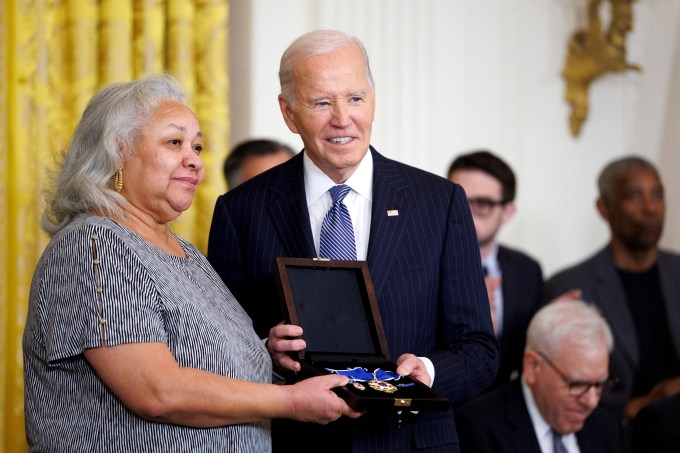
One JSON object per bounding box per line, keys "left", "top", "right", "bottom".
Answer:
{"left": 387, "top": 210, "right": 399, "bottom": 217}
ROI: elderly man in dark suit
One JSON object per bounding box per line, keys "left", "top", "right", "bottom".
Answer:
{"left": 455, "top": 301, "right": 629, "bottom": 453}
{"left": 544, "top": 156, "right": 680, "bottom": 422}
{"left": 448, "top": 150, "right": 544, "bottom": 390}
{"left": 207, "top": 29, "right": 498, "bottom": 452}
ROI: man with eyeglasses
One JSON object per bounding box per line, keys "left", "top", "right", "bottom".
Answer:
{"left": 544, "top": 156, "right": 680, "bottom": 427}
{"left": 454, "top": 300, "right": 629, "bottom": 453}
{"left": 448, "top": 150, "right": 545, "bottom": 390}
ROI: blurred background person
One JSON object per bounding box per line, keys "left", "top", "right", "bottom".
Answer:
{"left": 448, "top": 150, "right": 544, "bottom": 389}
{"left": 544, "top": 156, "right": 680, "bottom": 422}
{"left": 223, "top": 138, "right": 295, "bottom": 189}
{"left": 23, "top": 74, "right": 358, "bottom": 452}
{"left": 455, "top": 300, "right": 628, "bottom": 453}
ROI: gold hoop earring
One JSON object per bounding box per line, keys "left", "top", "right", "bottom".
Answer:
{"left": 114, "top": 168, "right": 123, "bottom": 193}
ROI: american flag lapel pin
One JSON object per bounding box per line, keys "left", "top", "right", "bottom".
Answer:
{"left": 387, "top": 209, "right": 399, "bottom": 217}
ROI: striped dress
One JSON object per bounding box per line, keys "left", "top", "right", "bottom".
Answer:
{"left": 23, "top": 214, "right": 272, "bottom": 452}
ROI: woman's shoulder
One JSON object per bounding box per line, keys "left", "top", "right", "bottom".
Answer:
{"left": 41, "top": 214, "right": 142, "bottom": 265}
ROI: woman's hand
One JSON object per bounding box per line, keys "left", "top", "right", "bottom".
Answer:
{"left": 287, "top": 374, "right": 364, "bottom": 424}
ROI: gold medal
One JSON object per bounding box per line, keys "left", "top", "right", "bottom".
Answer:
{"left": 368, "top": 379, "right": 398, "bottom": 393}
{"left": 352, "top": 382, "right": 366, "bottom": 391}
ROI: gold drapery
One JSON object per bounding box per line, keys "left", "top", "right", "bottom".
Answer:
{"left": 0, "top": 1, "right": 229, "bottom": 450}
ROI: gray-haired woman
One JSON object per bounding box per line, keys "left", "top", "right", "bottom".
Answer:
{"left": 23, "top": 73, "right": 359, "bottom": 452}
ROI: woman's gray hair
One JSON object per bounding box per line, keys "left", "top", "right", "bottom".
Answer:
{"left": 279, "top": 29, "right": 375, "bottom": 105}
{"left": 526, "top": 300, "right": 614, "bottom": 356}
{"left": 41, "top": 73, "right": 186, "bottom": 236}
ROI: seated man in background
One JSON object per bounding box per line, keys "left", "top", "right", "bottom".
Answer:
{"left": 449, "top": 150, "right": 543, "bottom": 389}
{"left": 544, "top": 156, "right": 680, "bottom": 421}
{"left": 455, "top": 300, "right": 629, "bottom": 453}
{"left": 223, "top": 138, "right": 295, "bottom": 189}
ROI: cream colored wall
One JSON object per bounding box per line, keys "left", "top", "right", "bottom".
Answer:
{"left": 229, "top": 0, "right": 680, "bottom": 277}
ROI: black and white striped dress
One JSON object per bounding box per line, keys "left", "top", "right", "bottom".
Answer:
{"left": 23, "top": 214, "right": 272, "bottom": 452}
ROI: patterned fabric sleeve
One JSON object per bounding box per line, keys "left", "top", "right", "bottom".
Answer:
{"left": 35, "top": 224, "right": 167, "bottom": 364}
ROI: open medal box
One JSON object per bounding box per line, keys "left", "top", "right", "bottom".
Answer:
{"left": 274, "top": 257, "right": 449, "bottom": 412}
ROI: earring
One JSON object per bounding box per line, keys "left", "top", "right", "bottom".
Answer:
{"left": 114, "top": 168, "right": 123, "bottom": 193}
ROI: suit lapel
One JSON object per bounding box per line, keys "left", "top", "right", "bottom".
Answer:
{"left": 498, "top": 247, "right": 520, "bottom": 336}
{"left": 266, "top": 153, "right": 316, "bottom": 258}
{"left": 592, "top": 248, "right": 639, "bottom": 366}
{"left": 366, "top": 149, "right": 412, "bottom": 293}
{"left": 504, "top": 383, "right": 543, "bottom": 453}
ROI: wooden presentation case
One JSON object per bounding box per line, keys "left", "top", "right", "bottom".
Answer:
{"left": 274, "top": 257, "right": 449, "bottom": 412}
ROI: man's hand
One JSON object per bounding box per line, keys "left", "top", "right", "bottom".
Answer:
{"left": 624, "top": 375, "right": 680, "bottom": 420}
{"left": 267, "top": 323, "right": 306, "bottom": 372}
{"left": 550, "top": 288, "right": 583, "bottom": 304}
{"left": 395, "top": 354, "right": 431, "bottom": 387}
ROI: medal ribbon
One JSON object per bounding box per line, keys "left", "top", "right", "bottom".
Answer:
{"left": 325, "top": 367, "right": 402, "bottom": 382}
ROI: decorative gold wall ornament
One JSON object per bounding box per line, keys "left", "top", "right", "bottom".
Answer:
{"left": 562, "top": 0, "right": 641, "bottom": 136}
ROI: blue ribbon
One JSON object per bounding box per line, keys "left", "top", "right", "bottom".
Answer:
{"left": 325, "top": 367, "right": 402, "bottom": 382}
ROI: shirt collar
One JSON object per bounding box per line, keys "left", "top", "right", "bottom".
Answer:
{"left": 481, "top": 242, "right": 500, "bottom": 275}
{"left": 522, "top": 378, "right": 579, "bottom": 452}
{"left": 522, "top": 377, "right": 553, "bottom": 442}
{"left": 304, "top": 149, "right": 373, "bottom": 205}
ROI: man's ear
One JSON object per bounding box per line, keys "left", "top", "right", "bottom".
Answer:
{"left": 523, "top": 349, "right": 540, "bottom": 385}
{"left": 596, "top": 197, "right": 609, "bottom": 221}
{"left": 278, "top": 95, "right": 299, "bottom": 134}
{"left": 500, "top": 201, "right": 516, "bottom": 225}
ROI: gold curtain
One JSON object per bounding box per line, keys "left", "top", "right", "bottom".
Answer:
{"left": 0, "top": 1, "right": 229, "bottom": 450}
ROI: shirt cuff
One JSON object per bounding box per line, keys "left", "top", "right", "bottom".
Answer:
{"left": 418, "top": 356, "right": 435, "bottom": 387}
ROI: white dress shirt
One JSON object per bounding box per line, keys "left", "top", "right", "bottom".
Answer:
{"left": 522, "top": 378, "right": 581, "bottom": 453}
{"left": 303, "top": 150, "right": 435, "bottom": 385}
{"left": 304, "top": 151, "right": 373, "bottom": 260}
{"left": 482, "top": 244, "right": 504, "bottom": 336}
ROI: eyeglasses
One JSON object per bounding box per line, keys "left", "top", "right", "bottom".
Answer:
{"left": 467, "top": 197, "right": 507, "bottom": 216}
{"left": 536, "top": 350, "right": 617, "bottom": 397}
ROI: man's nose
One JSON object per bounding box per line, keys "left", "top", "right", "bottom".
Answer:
{"left": 330, "top": 102, "right": 350, "bottom": 127}
{"left": 578, "top": 386, "right": 601, "bottom": 410}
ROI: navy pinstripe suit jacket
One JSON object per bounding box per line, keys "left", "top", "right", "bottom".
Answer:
{"left": 207, "top": 147, "right": 498, "bottom": 452}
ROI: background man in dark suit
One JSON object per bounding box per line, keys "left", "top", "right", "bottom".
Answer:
{"left": 222, "top": 138, "right": 295, "bottom": 190}
{"left": 455, "top": 300, "right": 628, "bottom": 453}
{"left": 207, "top": 29, "right": 498, "bottom": 452}
{"left": 448, "top": 150, "right": 544, "bottom": 389}
{"left": 544, "top": 156, "right": 680, "bottom": 422}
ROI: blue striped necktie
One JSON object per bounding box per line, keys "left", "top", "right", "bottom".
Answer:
{"left": 319, "top": 184, "right": 357, "bottom": 260}
{"left": 552, "top": 430, "right": 568, "bottom": 453}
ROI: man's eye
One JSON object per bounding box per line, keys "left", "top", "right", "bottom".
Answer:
{"left": 193, "top": 145, "right": 203, "bottom": 154}
{"left": 623, "top": 191, "right": 641, "bottom": 201}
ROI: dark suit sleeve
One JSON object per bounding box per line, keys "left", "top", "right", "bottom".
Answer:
{"left": 430, "top": 185, "right": 499, "bottom": 403}
{"left": 208, "top": 195, "right": 244, "bottom": 296}
{"left": 208, "top": 194, "right": 277, "bottom": 336}
{"left": 543, "top": 264, "right": 590, "bottom": 304}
